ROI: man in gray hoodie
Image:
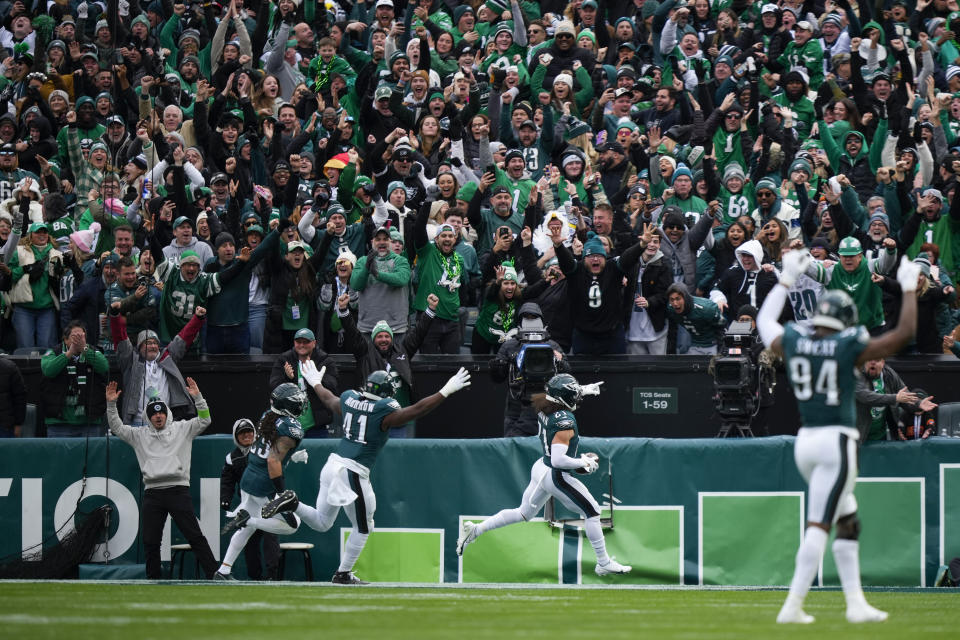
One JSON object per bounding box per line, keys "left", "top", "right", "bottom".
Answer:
{"left": 106, "top": 377, "right": 218, "bottom": 580}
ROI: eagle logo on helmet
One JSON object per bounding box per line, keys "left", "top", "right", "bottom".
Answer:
{"left": 364, "top": 370, "right": 396, "bottom": 399}
{"left": 270, "top": 382, "right": 308, "bottom": 418}
{"left": 545, "top": 373, "right": 583, "bottom": 411}
{"left": 812, "top": 290, "right": 858, "bottom": 332}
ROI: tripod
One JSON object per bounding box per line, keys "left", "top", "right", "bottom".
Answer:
{"left": 716, "top": 419, "right": 755, "bottom": 438}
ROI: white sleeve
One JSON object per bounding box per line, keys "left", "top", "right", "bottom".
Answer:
{"left": 757, "top": 283, "right": 787, "bottom": 348}
{"left": 183, "top": 162, "right": 205, "bottom": 187}
{"left": 550, "top": 443, "right": 585, "bottom": 470}
{"left": 298, "top": 207, "right": 317, "bottom": 242}
{"left": 660, "top": 18, "right": 678, "bottom": 55}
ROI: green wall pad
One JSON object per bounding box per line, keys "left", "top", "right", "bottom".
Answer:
{"left": 699, "top": 492, "right": 804, "bottom": 585}
{"left": 942, "top": 465, "right": 960, "bottom": 567}
{"left": 578, "top": 507, "right": 683, "bottom": 585}
{"left": 457, "top": 516, "right": 561, "bottom": 583}
{"left": 822, "top": 478, "right": 924, "bottom": 587}
{"left": 342, "top": 529, "right": 444, "bottom": 583}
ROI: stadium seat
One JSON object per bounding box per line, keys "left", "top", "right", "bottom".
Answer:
{"left": 278, "top": 542, "right": 314, "bottom": 581}
{"left": 938, "top": 403, "right": 960, "bottom": 437}
{"left": 169, "top": 543, "right": 199, "bottom": 579}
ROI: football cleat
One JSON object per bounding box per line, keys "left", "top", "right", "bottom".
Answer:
{"left": 332, "top": 571, "right": 368, "bottom": 585}
{"left": 213, "top": 571, "right": 237, "bottom": 582}
{"left": 935, "top": 564, "right": 953, "bottom": 587}
{"left": 262, "top": 490, "right": 299, "bottom": 519}
{"left": 776, "top": 607, "right": 815, "bottom": 624}
{"left": 221, "top": 509, "right": 250, "bottom": 536}
{"left": 456, "top": 521, "right": 478, "bottom": 556}
{"left": 846, "top": 604, "right": 888, "bottom": 623}
{"left": 594, "top": 557, "right": 631, "bottom": 576}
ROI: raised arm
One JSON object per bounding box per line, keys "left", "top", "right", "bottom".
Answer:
{"left": 381, "top": 367, "right": 471, "bottom": 428}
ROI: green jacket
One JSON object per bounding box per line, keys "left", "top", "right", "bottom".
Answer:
{"left": 777, "top": 38, "right": 824, "bottom": 91}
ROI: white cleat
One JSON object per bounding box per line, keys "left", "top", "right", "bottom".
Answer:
{"left": 456, "top": 521, "right": 478, "bottom": 556}
{"left": 846, "top": 604, "right": 888, "bottom": 623}
{"left": 595, "top": 557, "right": 632, "bottom": 576}
{"left": 776, "top": 606, "right": 815, "bottom": 624}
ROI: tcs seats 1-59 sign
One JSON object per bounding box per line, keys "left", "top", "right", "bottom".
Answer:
{"left": 632, "top": 387, "right": 678, "bottom": 414}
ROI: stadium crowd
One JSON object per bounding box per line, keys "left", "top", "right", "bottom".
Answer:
{"left": 0, "top": 0, "right": 957, "bottom": 429}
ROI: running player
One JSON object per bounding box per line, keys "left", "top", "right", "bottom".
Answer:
{"left": 757, "top": 249, "right": 920, "bottom": 623}
{"left": 455, "top": 373, "right": 631, "bottom": 577}
{"left": 261, "top": 362, "right": 472, "bottom": 584}
{"left": 215, "top": 383, "right": 308, "bottom": 580}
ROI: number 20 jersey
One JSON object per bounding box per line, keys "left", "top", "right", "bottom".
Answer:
{"left": 781, "top": 323, "right": 869, "bottom": 428}
{"left": 336, "top": 390, "right": 401, "bottom": 469}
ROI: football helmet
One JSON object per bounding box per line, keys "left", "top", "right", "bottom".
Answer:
{"left": 364, "top": 370, "right": 396, "bottom": 399}
{"left": 812, "top": 290, "right": 858, "bottom": 331}
{"left": 545, "top": 373, "right": 583, "bottom": 411}
{"left": 270, "top": 382, "right": 307, "bottom": 418}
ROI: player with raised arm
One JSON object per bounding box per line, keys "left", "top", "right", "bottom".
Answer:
{"left": 757, "top": 249, "right": 921, "bottom": 624}
{"left": 261, "top": 362, "right": 472, "bottom": 584}
{"left": 215, "top": 383, "right": 309, "bottom": 580}
{"left": 455, "top": 373, "right": 631, "bottom": 577}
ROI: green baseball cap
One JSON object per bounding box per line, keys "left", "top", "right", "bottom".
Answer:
{"left": 294, "top": 328, "right": 315, "bottom": 341}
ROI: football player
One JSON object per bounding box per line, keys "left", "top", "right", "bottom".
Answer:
{"left": 215, "top": 383, "right": 308, "bottom": 580}
{"left": 261, "top": 362, "right": 472, "bottom": 584}
{"left": 757, "top": 250, "right": 920, "bottom": 623}
{"left": 455, "top": 373, "right": 631, "bottom": 577}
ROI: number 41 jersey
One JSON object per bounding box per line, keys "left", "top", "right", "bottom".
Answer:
{"left": 336, "top": 390, "right": 401, "bottom": 469}
{"left": 781, "top": 323, "right": 869, "bottom": 427}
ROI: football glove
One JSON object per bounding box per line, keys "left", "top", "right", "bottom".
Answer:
{"left": 780, "top": 249, "right": 812, "bottom": 288}
{"left": 580, "top": 453, "right": 599, "bottom": 474}
{"left": 897, "top": 258, "right": 921, "bottom": 292}
{"left": 439, "top": 367, "right": 471, "bottom": 397}
{"left": 299, "top": 361, "right": 326, "bottom": 388}
{"left": 580, "top": 381, "right": 604, "bottom": 396}
{"left": 290, "top": 450, "right": 309, "bottom": 464}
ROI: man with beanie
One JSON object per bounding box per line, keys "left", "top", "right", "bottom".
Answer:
{"left": 710, "top": 160, "right": 755, "bottom": 227}
{"left": 552, "top": 226, "right": 649, "bottom": 355}
{"left": 60, "top": 252, "right": 122, "bottom": 352}
{"left": 341, "top": 294, "right": 440, "bottom": 438}
{"left": 203, "top": 225, "right": 281, "bottom": 354}
{"left": 666, "top": 282, "right": 725, "bottom": 354}
{"left": 656, "top": 204, "right": 716, "bottom": 290}
{"left": 751, "top": 178, "right": 799, "bottom": 237}
{"left": 663, "top": 163, "right": 707, "bottom": 217}
{"left": 220, "top": 418, "right": 280, "bottom": 580}
{"left": 806, "top": 236, "right": 898, "bottom": 334}
{"left": 414, "top": 204, "right": 467, "bottom": 353}
{"left": 106, "top": 377, "right": 219, "bottom": 580}
{"left": 350, "top": 225, "right": 411, "bottom": 341}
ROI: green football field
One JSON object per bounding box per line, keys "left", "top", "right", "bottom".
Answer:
{"left": 0, "top": 582, "right": 957, "bottom": 639}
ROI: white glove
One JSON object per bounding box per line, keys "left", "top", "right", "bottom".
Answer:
{"left": 299, "top": 361, "right": 326, "bottom": 388}
{"left": 78, "top": 1, "right": 88, "bottom": 18}
{"left": 780, "top": 249, "right": 812, "bottom": 288}
{"left": 580, "top": 453, "right": 599, "bottom": 474}
{"left": 439, "top": 367, "right": 471, "bottom": 397}
{"left": 290, "top": 450, "right": 309, "bottom": 464}
{"left": 897, "top": 258, "right": 921, "bottom": 292}
{"left": 119, "top": 0, "right": 129, "bottom": 16}
{"left": 580, "top": 381, "right": 604, "bottom": 396}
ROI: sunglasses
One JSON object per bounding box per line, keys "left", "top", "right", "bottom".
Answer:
{"left": 757, "top": 191, "right": 775, "bottom": 197}
{"left": 725, "top": 113, "right": 742, "bottom": 120}
{"left": 663, "top": 224, "right": 684, "bottom": 230}
{"left": 556, "top": 33, "right": 574, "bottom": 39}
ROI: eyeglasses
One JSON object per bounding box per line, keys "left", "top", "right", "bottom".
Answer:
{"left": 725, "top": 113, "right": 742, "bottom": 120}
{"left": 527, "top": 29, "right": 543, "bottom": 35}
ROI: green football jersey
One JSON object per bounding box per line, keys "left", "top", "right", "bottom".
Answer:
{"left": 155, "top": 260, "right": 223, "bottom": 341}
{"left": 538, "top": 409, "right": 579, "bottom": 469}
{"left": 335, "top": 389, "right": 401, "bottom": 469}
{"left": 240, "top": 415, "right": 304, "bottom": 497}
{"left": 781, "top": 323, "right": 869, "bottom": 427}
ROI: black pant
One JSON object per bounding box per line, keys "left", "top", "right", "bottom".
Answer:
{"left": 418, "top": 314, "right": 461, "bottom": 354}
{"left": 245, "top": 531, "right": 280, "bottom": 580}
{"left": 142, "top": 486, "right": 219, "bottom": 579}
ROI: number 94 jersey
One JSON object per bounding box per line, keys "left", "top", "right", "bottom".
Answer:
{"left": 336, "top": 390, "right": 401, "bottom": 469}
{"left": 781, "top": 323, "right": 869, "bottom": 428}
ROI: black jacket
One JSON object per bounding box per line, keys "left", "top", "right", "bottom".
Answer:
{"left": 268, "top": 347, "right": 339, "bottom": 430}
{"left": 623, "top": 252, "right": 673, "bottom": 332}
{"left": 0, "top": 356, "right": 26, "bottom": 431}
{"left": 40, "top": 345, "right": 108, "bottom": 422}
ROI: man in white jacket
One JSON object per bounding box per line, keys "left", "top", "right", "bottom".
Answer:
{"left": 106, "top": 377, "right": 218, "bottom": 579}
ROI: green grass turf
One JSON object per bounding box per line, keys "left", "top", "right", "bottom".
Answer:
{"left": 0, "top": 582, "right": 957, "bottom": 639}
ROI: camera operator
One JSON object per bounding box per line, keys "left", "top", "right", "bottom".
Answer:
{"left": 490, "top": 302, "right": 571, "bottom": 437}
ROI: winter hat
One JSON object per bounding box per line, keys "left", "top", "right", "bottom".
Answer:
{"left": 335, "top": 247, "right": 357, "bottom": 266}
{"left": 822, "top": 13, "right": 843, "bottom": 28}
{"left": 947, "top": 66, "right": 960, "bottom": 83}
{"left": 641, "top": 0, "right": 660, "bottom": 19}
{"left": 132, "top": 154, "right": 148, "bottom": 170}
{"left": 723, "top": 162, "right": 745, "bottom": 184}
{"left": 501, "top": 261, "right": 518, "bottom": 281}
{"left": 671, "top": 163, "right": 693, "bottom": 185}
{"left": 755, "top": 178, "right": 778, "bottom": 194}
{"left": 178, "top": 29, "right": 201, "bottom": 46}
{"left": 136, "top": 329, "right": 159, "bottom": 348}
{"left": 104, "top": 198, "right": 125, "bottom": 217}
{"left": 69, "top": 222, "right": 101, "bottom": 254}
{"left": 387, "top": 180, "right": 407, "bottom": 196}
{"left": 179, "top": 250, "right": 202, "bottom": 265}
{"left": 453, "top": 5, "right": 473, "bottom": 23}
{"left": 582, "top": 232, "right": 607, "bottom": 257}
{"left": 554, "top": 20, "right": 576, "bottom": 37}
{"left": 660, "top": 206, "right": 686, "bottom": 229}
{"left": 914, "top": 252, "right": 932, "bottom": 277}
{"left": 48, "top": 89, "right": 69, "bottom": 106}
{"left": 553, "top": 73, "right": 574, "bottom": 89}
{"left": 371, "top": 320, "right": 394, "bottom": 339}
{"left": 578, "top": 29, "right": 597, "bottom": 46}
{"left": 215, "top": 232, "right": 235, "bottom": 249}
{"left": 789, "top": 157, "right": 813, "bottom": 177}
{"left": 561, "top": 151, "right": 583, "bottom": 169}
{"left": 868, "top": 211, "right": 890, "bottom": 229}
{"left": 146, "top": 399, "right": 168, "bottom": 419}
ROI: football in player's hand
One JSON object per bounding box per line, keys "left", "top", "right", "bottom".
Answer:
{"left": 575, "top": 452, "right": 599, "bottom": 474}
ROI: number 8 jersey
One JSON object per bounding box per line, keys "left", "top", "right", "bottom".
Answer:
{"left": 336, "top": 390, "right": 402, "bottom": 469}
{"left": 781, "top": 323, "right": 869, "bottom": 427}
